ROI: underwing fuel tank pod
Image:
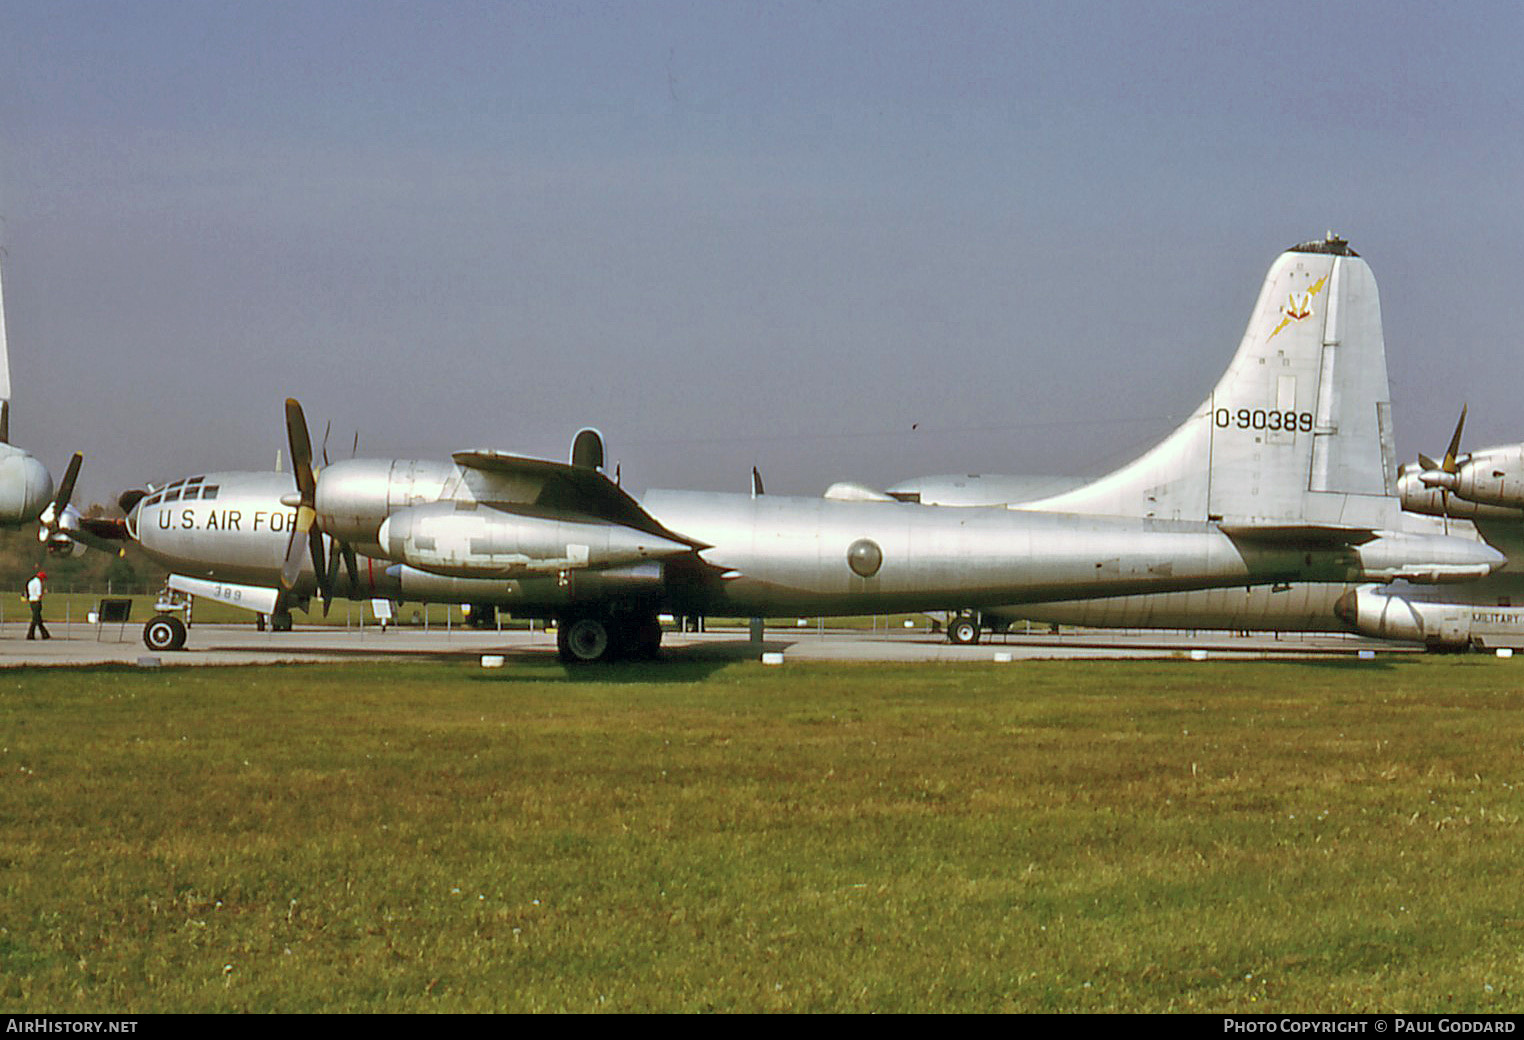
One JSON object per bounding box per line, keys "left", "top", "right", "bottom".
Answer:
{"left": 120, "top": 237, "right": 1502, "bottom": 660}
{"left": 376, "top": 502, "right": 693, "bottom": 577}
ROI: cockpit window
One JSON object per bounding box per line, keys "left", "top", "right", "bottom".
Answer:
{"left": 163, "top": 488, "right": 181, "bottom": 502}
{"left": 200, "top": 485, "right": 219, "bottom": 500}
{"left": 144, "top": 493, "right": 162, "bottom": 507}
{"left": 181, "top": 487, "right": 200, "bottom": 500}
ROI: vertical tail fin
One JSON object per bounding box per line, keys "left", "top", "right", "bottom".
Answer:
{"left": 1020, "top": 234, "right": 1397, "bottom": 526}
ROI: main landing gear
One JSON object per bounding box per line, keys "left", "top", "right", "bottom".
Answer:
{"left": 946, "top": 612, "right": 981, "bottom": 645}
{"left": 556, "top": 612, "right": 663, "bottom": 664}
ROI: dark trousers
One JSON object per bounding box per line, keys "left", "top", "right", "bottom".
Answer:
{"left": 27, "top": 600, "right": 49, "bottom": 640}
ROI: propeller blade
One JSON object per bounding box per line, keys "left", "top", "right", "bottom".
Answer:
{"left": 1442, "top": 405, "right": 1468, "bottom": 473}
{"left": 310, "top": 526, "right": 328, "bottom": 592}
{"left": 51, "top": 452, "right": 82, "bottom": 518}
{"left": 312, "top": 529, "right": 333, "bottom": 615}
{"left": 285, "top": 398, "right": 316, "bottom": 503}
{"left": 1417, "top": 453, "right": 1439, "bottom": 472}
{"left": 281, "top": 398, "right": 329, "bottom": 594}
{"left": 321, "top": 420, "right": 332, "bottom": 468}
{"left": 342, "top": 541, "right": 359, "bottom": 591}
{"left": 318, "top": 535, "right": 345, "bottom": 615}
{"left": 280, "top": 508, "right": 312, "bottom": 590}
{"left": 39, "top": 453, "right": 84, "bottom": 546}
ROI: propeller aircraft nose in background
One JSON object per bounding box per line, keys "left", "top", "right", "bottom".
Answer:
{"left": 116, "top": 237, "right": 1503, "bottom": 660}
{"left": 0, "top": 258, "right": 55, "bottom": 527}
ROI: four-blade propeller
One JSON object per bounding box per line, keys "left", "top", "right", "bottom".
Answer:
{"left": 1417, "top": 405, "right": 1469, "bottom": 530}
{"left": 280, "top": 399, "right": 359, "bottom": 614}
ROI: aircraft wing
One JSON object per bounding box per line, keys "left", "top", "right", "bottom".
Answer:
{"left": 451, "top": 450, "right": 709, "bottom": 550}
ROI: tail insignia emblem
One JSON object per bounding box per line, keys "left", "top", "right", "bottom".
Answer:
{"left": 1267, "top": 275, "right": 1328, "bottom": 342}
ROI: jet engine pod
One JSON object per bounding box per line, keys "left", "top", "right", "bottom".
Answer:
{"left": 377, "top": 502, "right": 692, "bottom": 578}
{"left": 1335, "top": 586, "right": 1472, "bottom": 649}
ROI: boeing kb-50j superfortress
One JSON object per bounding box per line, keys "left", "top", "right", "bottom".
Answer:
{"left": 114, "top": 236, "right": 1502, "bottom": 659}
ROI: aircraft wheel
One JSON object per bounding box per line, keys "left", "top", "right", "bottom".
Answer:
{"left": 143, "top": 614, "right": 187, "bottom": 652}
{"left": 559, "top": 617, "right": 613, "bottom": 663}
{"left": 948, "top": 615, "right": 980, "bottom": 645}
{"left": 271, "top": 611, "right": 293, "bottom": 633}
{"left": 623, "top": 617, "right": 663, "bottom": 660}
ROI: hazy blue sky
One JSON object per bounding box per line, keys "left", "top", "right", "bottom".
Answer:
{"left": 2, "top": 1, "right": 1522, "bottom": 506}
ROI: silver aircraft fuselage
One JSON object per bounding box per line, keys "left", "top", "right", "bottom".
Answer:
{"left": 127, "top": 465, "right": 1501, "bottom": 621}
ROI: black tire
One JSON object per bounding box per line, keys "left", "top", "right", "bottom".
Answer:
{"left": 623, "top": 617, "right": 663, "bottom": 660}
{"left": 271, "top": 611, "right": 293, "bottom": 633}
{"left": 948, "top": 615, "right": 980, "bottom": 645}
{"left": 558, "top": 617, "right": 613, "bottom": 663}
{"left": 143, "top": 614, "right": 187, "bottom": 652}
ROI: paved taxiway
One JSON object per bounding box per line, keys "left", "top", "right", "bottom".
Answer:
{"left": 0, "top": 622, "right": 1414, "bottom": 667}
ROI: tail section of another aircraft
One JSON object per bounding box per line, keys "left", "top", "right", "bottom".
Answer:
{"left": 1021, "top": 234, "right": 1398, "bottom": 528}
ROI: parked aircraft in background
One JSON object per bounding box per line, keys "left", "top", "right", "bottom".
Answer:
{"left": 0, "top": 260, "right": 54, "bottom": 526}
{"left": 1333, "top": 412, "right": 1524, "bottom": 649}
{"left": 113, "top": 236, "right": 1501, "bottom": 659}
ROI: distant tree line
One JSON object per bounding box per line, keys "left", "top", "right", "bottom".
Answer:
{"left": 0, "top": 519, "right": 166, "bottom": 594}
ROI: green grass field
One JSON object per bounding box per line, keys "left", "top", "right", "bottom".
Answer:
{"left": 3, "top": 657, "right": 1522, "bottom": 1013}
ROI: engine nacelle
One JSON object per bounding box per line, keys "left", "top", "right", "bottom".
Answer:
{"left": 38, "top": 503, "right": 87, "bottom": 557}
{"left": 376, "top": 502, "right": 692, "bottom": 578}
{"left": 1446, "top": 446, "right": 1524, "bottom": 509}
{"left": 1397, "top": 463, "right": 1524, "bottom": 521}
{"left": 1334, "top": 586, "right": 1456, "bottom": 645}
{"left": 1334, "top": 586, "right": 1524, "bottom": 650}
{"left": 315, "top": 458, "right": 460, "bottom": 546}
{"left": 0, "top": 450, "right": 53, "bottom": 526}
{"left": 1400, "top": 444, "right": 1524, "bottom": 515}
